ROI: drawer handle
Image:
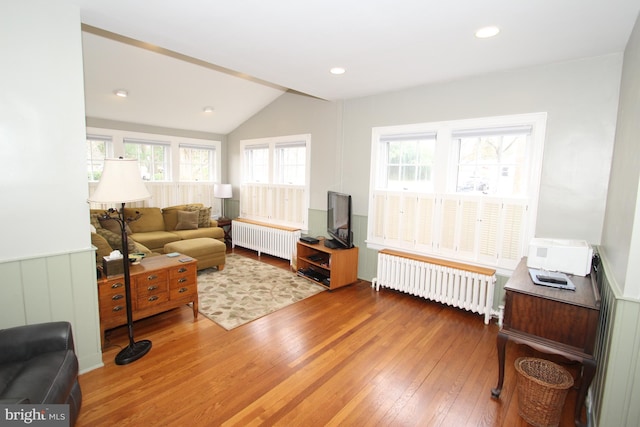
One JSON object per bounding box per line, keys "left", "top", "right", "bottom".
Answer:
{"left": 112, "top": 294, "right": 124, "bottom": 300}
{"left": 178, "top": 287, "right": 188, "bottom": 293}
{"left": 147, "top": 274, "right": 158, "bottom": 281}
{"left": 112, "top": 306, "right": 123, "bottom": 312}
{"left": 178, "top": 267, "right": 188, "bottom": 273}
{"left": 147, "top": 285, "right": 159, "bottom": 291}
{"left": 111, "top": 282, "right": 124, "bottom": 289}
{"left": 148, "top": 295, "right": 159, "bottom": 302}
{"left": 178, "top": 277, "right": 187, "bottom": 283}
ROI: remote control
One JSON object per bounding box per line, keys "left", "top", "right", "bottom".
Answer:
{"left": 536, "top": 274, "right": 568, "bottom": 285}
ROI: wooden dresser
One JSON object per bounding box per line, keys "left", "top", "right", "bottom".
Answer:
{"left": 98, "top": 254, "right": 198, "bottom": 347}
{"left": 491, "top": 257, "right": 600, "bottom": 427}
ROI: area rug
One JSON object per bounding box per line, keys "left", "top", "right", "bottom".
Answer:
{"left": 197, "top": 254, "right": 326, "bottom": 330}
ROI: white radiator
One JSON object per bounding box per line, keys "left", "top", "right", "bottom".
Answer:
{"left": 372, "top": 250, "right": 500, "bottom": 324}
{"left": 232, "top": 220, "right": 301, "bottom": 263}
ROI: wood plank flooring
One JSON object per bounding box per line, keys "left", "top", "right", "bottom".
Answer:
{"left": 77, "top": 247, "right": 582, "bottom": 426}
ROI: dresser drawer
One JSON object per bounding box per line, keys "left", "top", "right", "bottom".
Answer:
{"left": 98, "top": 279, "right": 127, "bottom": 318}
{"left": 134, "top": 270, "right": 168, "bottom": 297}
{"left": 137, "top": 291, "right": 169, "bottom": 309}
{"left": 170, "top": 283, "right": 197, "bottom": 300}
{"left": 169, "top": 263, "right": 197, "bottom": 279}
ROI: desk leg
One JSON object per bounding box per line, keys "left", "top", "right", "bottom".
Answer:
{"left": 491, "top": 331, "right": 507, "bottom": 398}
{"left": 574, "top": 359, "right": 595, "bottom": 427}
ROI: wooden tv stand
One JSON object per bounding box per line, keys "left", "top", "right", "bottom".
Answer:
{"left": 97, "top": 254, "right": 198, "bottom": 349}
{"left": 296, "top": 239, "right": 358, "bottom": 290}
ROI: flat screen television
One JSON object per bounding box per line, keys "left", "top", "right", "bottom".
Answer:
{"left": 325, "top": 191, "right": 353, "bottom": 249}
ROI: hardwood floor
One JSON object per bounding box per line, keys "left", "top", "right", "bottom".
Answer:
{"left": 77, "top": 247, "right": 582, "bottom": 426}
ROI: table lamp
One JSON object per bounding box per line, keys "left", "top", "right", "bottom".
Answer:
{"left": 89, "top": 158, "right": 152, "bottom": 365}
{"left": 213, "top": 183, "right": 232, "bottom": 220}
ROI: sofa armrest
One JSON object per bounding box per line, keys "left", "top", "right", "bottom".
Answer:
{"left": 0, "top": 322, "right": 75, "bottom": 364}
{"left": 209, "top": 219, "right": 219, "bottom": 227}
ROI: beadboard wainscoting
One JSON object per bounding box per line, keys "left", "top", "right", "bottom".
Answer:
{"left": 0, "top": 249, "right": 103, "bottom": 372}
{"left": 590, "top": 254, "right": 640, "bottom": 426}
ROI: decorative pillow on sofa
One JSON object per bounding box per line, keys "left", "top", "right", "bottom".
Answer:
{"left": 185, "top": 205, "right": 212, "bottom": 228}
{"left": 95, "top": 227, "right": 136, "bottom": 253}
{"left": 175, "top": 210, "right": 199, "bottom": 230}
{"left": 98, "top": 216, "right": 132, "bottom": 235}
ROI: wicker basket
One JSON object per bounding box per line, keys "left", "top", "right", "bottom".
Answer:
{"left": 514, "top": 357, "right": 574, "bottom": 427}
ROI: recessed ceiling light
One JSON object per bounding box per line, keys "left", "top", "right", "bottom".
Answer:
{"left": 475, "top": 26, "right": 500, "bottom": 39}
{"left": 202, "top": 106, "right": 214, "bottom": 113}
{"left": 330, "top": 67, "right": 346, "bottom": 75}
{"left": 114, "top": 89, "right": 128, "bottom": 98}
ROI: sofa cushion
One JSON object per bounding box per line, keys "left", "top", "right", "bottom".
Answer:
{"left": 171, "top": 226, "right": 224, "bottom": 241}
{"left": 162, "top": 204, "right": 203, "bottom": 231}
{"left": 124, "top": 207, "right": 165, "bottom": 233}
{"left": 175, "top": 210, "right": 199, "bottom": 230}
{"left": 91, "top": 233, "right": 113, "bottom": 261}
{"left": 129, "top": 231, "right": 181, "bottom": 252}
{"left": 0, "top": 350, "right": 77, "bottom": 404}
{"left": 192, "top": 206, "right": 212, "bottom": 228}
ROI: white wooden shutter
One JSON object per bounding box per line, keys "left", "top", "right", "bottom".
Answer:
{"left": 500, "top": 200, "right": 527, "bottom": 268}
{"left": 458, "top": 198, "right": 479, "bottom": 259}
{"left": 415, "top": 194, "right": 436, "bottom": 251}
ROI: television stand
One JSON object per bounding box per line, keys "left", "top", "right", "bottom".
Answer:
{"left": 323, "top": 238, "right": 344, "bottom": 249}
{"left": 297, "top": 239, "right": 358, "bottom": 290}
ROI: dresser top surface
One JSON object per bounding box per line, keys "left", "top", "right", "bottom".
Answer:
{"left": 505, "top": 257, "right": 599, "bottom": 310}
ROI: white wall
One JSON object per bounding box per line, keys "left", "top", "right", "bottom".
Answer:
{"left": 342, "top": 55, "right": 622, "bottom": 245}
{"left": 0, "top": 0, "right": 102, "bottom": 371}
{"left": 0, "top": 0, "right": 90, "bottom": 260}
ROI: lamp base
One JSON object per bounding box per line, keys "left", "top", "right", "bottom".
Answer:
{"left": 115, "top": 339, "right": 152, "bottom": 365}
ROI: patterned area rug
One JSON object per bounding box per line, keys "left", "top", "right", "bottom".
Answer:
{"left": 197, "top": 254, "right": 326, "bottom": 330}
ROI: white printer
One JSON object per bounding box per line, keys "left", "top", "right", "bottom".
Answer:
{"left": 526, "top": 238, "right": 593, "bottom": 276}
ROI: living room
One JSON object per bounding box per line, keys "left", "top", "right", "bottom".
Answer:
{"left": 2, "top": 1, "right": 640, "bottom": 426}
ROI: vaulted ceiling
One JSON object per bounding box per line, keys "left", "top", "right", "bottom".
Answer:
{"left": 75, "top": 0, "right": 640, "bottom": 135}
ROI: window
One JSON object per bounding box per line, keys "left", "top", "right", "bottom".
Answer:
{"left": 274, "top": 142, "right": 306, "bottom": 185}
{"left": 179, "top": 144, "right": 216, "bottom": 182}
{"left": 453, "top": 126, "right": 530, "bottom": 196}
{"left": 368, "top": 113, "right": 546, "bottom": 272}
{"left": 240, "top": 134, "right": 311, "bottom": 229}
{"left": 376, "top": 133, "right": 436, "bottom": 191}
{"left": 124, "top": 139, "right": 170, "bottom": 181}
{"left": 243, "top": 144, "right": 269, "bottom": 183}
{"left": 86, "top": 135, "right": 110, "bottom": 181}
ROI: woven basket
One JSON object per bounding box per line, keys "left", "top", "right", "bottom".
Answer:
{"left": 515, "top": 357, "right": 574, "bottom": 427}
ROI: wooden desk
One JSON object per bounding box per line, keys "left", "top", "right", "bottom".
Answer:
{"left": 491, "top": 257, "right": 600, "bottom": 427}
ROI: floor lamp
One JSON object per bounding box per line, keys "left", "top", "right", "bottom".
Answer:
{"left": 214, "top": 183, "right": 232, "bottom": 220}
{"left": 89, "top": 158, "right": 152, "bottom": 365}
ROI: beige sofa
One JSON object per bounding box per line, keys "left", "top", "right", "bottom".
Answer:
{"left": 90, "top": 203, "right": 226, "bottom": 270}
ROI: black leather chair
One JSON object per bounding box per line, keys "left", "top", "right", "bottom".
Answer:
{"left": 0, "top": 321, "right": 82, "bottom": 425}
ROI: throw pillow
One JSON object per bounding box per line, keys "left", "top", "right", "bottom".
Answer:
{"left": 99, "top": 217, "right": 132, "bottom": 235}
{"left": 175, "top": 210, "right": 199, "bottom": 230}
{"left": 96, "top": 228, "right": 136, "bottom": 254}
{"left": 197, "top": 206, "right": 212, "bottom": 228}
{"left": 185, "top": 205, "right": 212, "bottom": 228}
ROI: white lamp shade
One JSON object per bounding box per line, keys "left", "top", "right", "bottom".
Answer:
{"left": 89, "top": 158, "right": 151, "bottom": 203}
{"left": 213, "top": 183, "right": 232, "bottom": 199}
